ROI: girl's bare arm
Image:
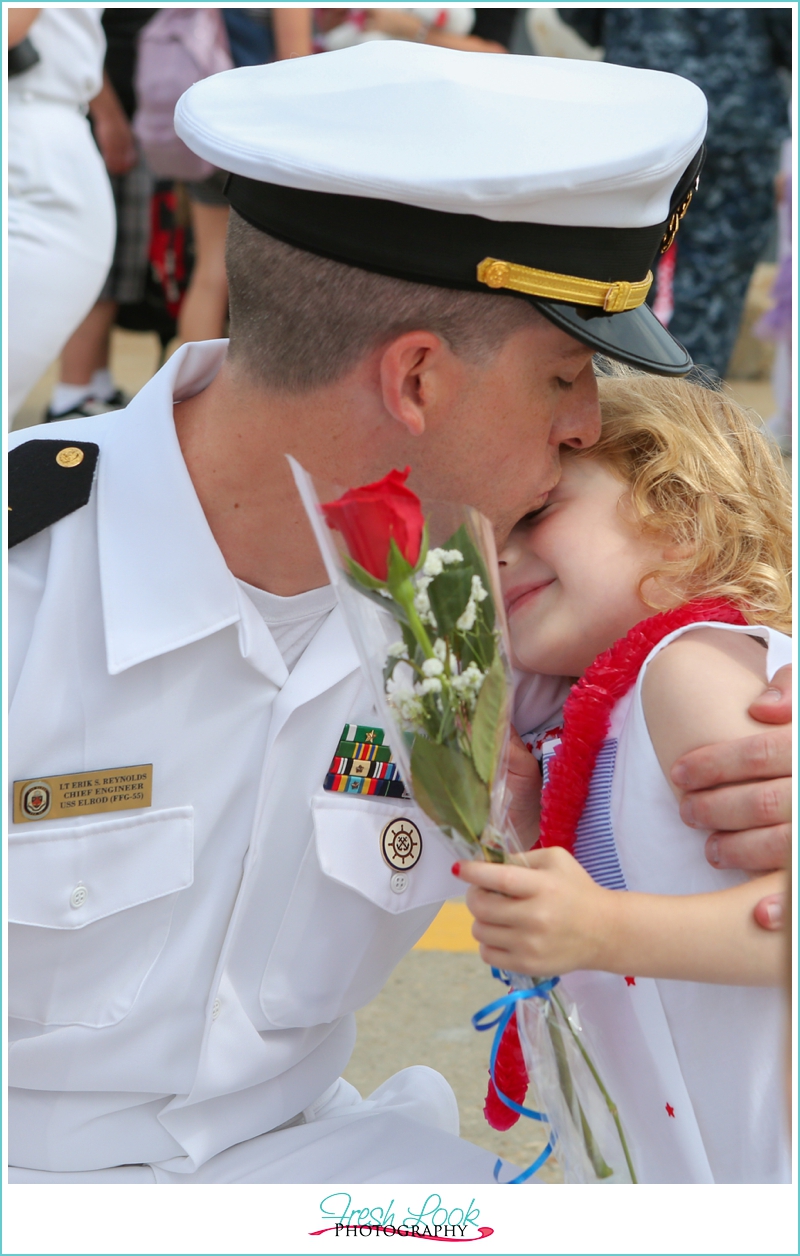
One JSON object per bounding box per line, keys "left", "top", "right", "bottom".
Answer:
{"left": 457, "top": 851, "right": 784, "bottom": 984}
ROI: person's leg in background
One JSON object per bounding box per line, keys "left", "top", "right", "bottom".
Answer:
{"left": 46, "top": 300, "right": 119, "bottom": 420}
{"left": 178, "top": 172, "right": 230, "bottom": 344}
{"left": 46, "top": 155, "right": 154, "bottom": 420}
{"left": 667, "top": 147, "right": 780, "bottom": 381}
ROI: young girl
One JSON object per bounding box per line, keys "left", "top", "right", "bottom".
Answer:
{"left": 456, "top": 371, "right": 791, "bottom": 1183}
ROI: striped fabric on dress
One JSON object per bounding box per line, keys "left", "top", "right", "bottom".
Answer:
{"left": 541, "top": 736, "right": 627, "bottom": 891}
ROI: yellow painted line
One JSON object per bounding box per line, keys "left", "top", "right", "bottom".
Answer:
{"left": 414, "top": 899, "right": 479, "bottom": 952}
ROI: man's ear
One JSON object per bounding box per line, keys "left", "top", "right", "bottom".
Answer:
{"left": 378, "top": 330, "right": 447, "bottom": 437}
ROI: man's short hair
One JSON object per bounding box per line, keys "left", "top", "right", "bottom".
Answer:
{"left": 225, "top": 210, "right": 543, "bottom": 392}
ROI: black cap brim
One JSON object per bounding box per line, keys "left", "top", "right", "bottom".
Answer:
{"left": 532, "top": 297, "right": 692, "bottom": 376}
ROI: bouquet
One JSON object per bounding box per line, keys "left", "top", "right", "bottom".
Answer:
{"left": 290, "top": 458, "right": 636, "bottom": 1184}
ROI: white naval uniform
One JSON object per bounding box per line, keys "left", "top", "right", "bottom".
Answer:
{"left": 531, "top": 623, "right": 791, "bottom": 1184}
{"left": 8, "top": 8, "right": 115, "bottom": 421}
{"left": 8, "top": 341, "right": 518, "bottom": 1184}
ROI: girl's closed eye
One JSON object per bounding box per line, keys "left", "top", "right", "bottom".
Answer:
{"left": 499, "top": 455, "right": 664, "bottom": 676}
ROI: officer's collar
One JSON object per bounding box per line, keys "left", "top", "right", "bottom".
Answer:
{"left": 96, "top": 342, "right": 238, "bottom": 674}
{"left": 97, "top": 341, "right": 358, "bottom": 696}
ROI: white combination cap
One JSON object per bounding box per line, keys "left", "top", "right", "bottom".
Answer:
{"left": 176, "top": 42, "right": 708, "bottom": 374}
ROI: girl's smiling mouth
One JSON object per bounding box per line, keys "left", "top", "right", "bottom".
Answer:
{"left": 504, "top": 579, "right": 556, "bottom": 618}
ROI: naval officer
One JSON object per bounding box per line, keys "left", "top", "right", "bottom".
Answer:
{"left": 8, "top": 43, "right": 791, "bottom": 1183}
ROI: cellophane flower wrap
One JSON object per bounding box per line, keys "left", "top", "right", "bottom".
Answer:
{"left": 289, "top": 458, "right": 516, "bottom": 862}
{"left": 289, "top": 458, "right": 635, "bottom": 1184}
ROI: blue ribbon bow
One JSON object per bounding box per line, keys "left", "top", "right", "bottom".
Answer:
{"left": 472, "top": 972, "right": 560, "bottom": 1184}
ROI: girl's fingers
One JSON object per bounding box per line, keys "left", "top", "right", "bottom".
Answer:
{"left": 454, "top": 856, "right": 546, "bottom": 896}
{"left": 478, "top": 942, "right": 516, "bottom": 968}
{"left": 465, "top": 884, "right": 520, "bottom": 925}
{"left": 471, "top": 919, "right": 514, "bottom": 950}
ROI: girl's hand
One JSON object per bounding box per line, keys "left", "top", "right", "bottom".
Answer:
{"left": 455, "top": 848, "right": 613, "bottom": 976}
{"left": 504, "top": 726, "right": 542, "bottom": 850}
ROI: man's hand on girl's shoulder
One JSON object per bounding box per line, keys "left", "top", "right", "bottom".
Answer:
{"left": 670, "top": 663, "right": 792, "bottom": 930}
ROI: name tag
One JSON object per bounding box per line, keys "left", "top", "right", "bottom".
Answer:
{"left": 13, "top": 765, "right": 153, "bottom": 824}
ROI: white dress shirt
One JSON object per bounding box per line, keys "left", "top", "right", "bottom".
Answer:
{"left": 9, "top": 342, "right": 496, "bottom": 1179}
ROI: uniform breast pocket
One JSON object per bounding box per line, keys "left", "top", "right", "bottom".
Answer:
{"left": 8, "top": 807, "right": 193, "bottom": 1028}
{"left": 259, "top": 792, "right": 460, "bottom": 1029}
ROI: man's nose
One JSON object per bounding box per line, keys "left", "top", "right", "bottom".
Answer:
{"left": 552, "top": 362, "right": 601, "bottom": 450}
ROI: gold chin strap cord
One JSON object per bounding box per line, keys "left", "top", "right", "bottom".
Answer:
{"left": 476, "top": 258, "right": 653, "bottom": 314}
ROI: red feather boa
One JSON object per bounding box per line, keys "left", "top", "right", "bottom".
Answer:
{"left": 484, "top": 598, "right": 747, "bottom": 1130}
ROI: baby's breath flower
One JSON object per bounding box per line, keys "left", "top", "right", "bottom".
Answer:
{"left": 451, "top": 662, "right": 486, "bottom": 698}
{"left": 471, "top": 575, "right": 488, "bottom": 603}
{"left": 433, "top": 638, "right": 448, "bottom": 663}
{"left": 386, "top": 675, "right": 424, "bottom": 725}
{"left": 387, "top": 640, "right": 408, "bottom": 659}
{"left": 422, "top": 546, "right": 464, "bottom": 575}
{"left": 422, "top": 657, "right": 444, "bottom": 677}
{"left": 413, "top": 586, "right": 437, "bottom": 627}
{"left": 416, "top": 677, "right": 443, "bottom": 696}
{"left": 421, "top": 551, "right": 444, "bottom": 578}
{"left": 456, "top": 599, "right": 476, "bottom": 632}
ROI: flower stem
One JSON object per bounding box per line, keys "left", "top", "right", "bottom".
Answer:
{"left": 393, "top": 579, "right": 436, "bottom": 659}
{"left": 551, "top": 990, "right": 637, "bottom": 1184}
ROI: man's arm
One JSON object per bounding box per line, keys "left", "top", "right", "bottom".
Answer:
{"left": 669, "top": 663, "right": 792, "bottom": 928}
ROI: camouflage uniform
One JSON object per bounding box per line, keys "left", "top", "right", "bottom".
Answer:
{"left": 558, "top": 8, "right": 791, "bottom": 378}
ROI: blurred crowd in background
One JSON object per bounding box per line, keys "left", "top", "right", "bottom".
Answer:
{"left": 7, "top": 7, "right": 793, "bottom": 451}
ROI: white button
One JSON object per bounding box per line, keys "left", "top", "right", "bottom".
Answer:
{"left": 211, "top": 998, "right": 221, "bottom": 1020}
{"left": 390, "top": 873, "right": 409, "bottom": 895}
{"left": 69, "top": 885, "right": 88, "bottom": 909}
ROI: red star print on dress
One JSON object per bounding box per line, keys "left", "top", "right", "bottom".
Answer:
{"left": 666, "top": 1103, "right": 675, "bottom": 1118}
{"left": 625, "top": 976, "right": 636, "bottom": 986}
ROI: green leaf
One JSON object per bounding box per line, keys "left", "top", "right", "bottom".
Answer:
{"left": 410, "top": 737, "right": 489, "bottom": 843}
{"left": 426, "top": 566, "right": 474, "bottom": 638}
{"left": 444, "top": 523, "right": 495, "bottom": 630}
{"left": 411, "top": 521, "right": 430, "bottom": 575}
{"left": 470, "top": 650, "right": 510, "bottom": 785}
{"left": 386, "top": 537, "right": 414, "bottom": 598}
{"left": 345, "top": 556, "right": 389, "bottom": 591}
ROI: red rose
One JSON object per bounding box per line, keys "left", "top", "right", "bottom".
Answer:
{"left": 321, "top": 467, "right": 424, "bottom": 582}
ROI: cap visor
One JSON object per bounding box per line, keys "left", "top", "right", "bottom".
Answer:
{"left": 532, "top": 298, "right": 692, "bottom": 377}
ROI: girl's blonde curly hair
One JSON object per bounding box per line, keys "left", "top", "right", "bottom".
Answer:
{"left": 576, "top": 368, "right": 792, "bottom": 634}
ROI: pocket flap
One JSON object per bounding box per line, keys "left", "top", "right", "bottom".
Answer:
{"left": 9, "top": 806, "right": 194, "bottom": 928}
{"left": 312, "top": 792, "right": 460, "bottom": 914}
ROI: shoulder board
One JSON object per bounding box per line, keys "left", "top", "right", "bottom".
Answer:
{"left": 8, "top": 440, "right": 99, "bottom": 549}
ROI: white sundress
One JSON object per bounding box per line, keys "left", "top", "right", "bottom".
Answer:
{"left": 524, "top": 622, "right": 791, "bottom": 1184}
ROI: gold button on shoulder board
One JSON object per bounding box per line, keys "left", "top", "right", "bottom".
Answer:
{"left": 381, "top": 816, "right": 422, "bottom": 871}
{"left": 56, "top": 446, "right": 85, "bottom": 468}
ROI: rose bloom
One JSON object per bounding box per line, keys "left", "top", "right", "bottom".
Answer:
{"left": 322, "top": 466, "right": 424, "bottom": 581}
